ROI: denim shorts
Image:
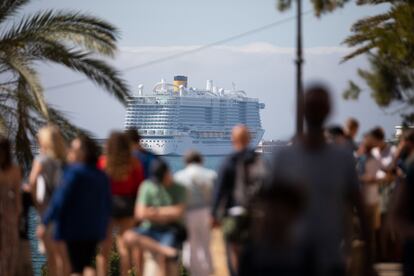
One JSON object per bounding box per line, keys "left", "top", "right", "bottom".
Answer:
{"left": 135, "top": 226, "right": 181, "bottom": 249}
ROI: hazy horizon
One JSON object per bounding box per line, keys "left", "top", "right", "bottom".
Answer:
{"left": 15, "top": 0, "right": 401, "bottom": 141}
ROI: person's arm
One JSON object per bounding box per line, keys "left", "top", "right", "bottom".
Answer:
{"left": 41, "top": 170, "right": 74, "bottom": 226}
{"left": 28, "top": 160, "right": 42, "bottom": 201}
{"left": 211, "top": 160, "right": 232, "bottom": 219}
{"left": 137, "top": 203, "right": 185, "bottom": 224}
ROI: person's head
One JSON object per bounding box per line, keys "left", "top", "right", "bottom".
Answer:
{"left": 68, "top": 134, "right": 101, "bottom": 165}
{"left": 151, "top": 159, "right": 173, "bottom": 186}
{"left": 125, "top": 128, "right": 141, "bottom": 147}
{"left": 184, "top": 150, "right": 203, "bottom": 166}
{"left": 105, "top": 131, "right": 132, "bottom": 180}
{"left": 369, "top": 127, "right": 385, "bottom": 147}
{"left": 402, "top": 129, "right": 414, "bottom": 153}
{"left": 325, "top": 125, "right": 346, "bottom": 145}
{"left": 345, "top": 118, "right": 359, "bottom": 139}
{"left": 37, "top": 125, "right": 67, "bottom": 162}
{"left": 361, "top": 133, "right": 377, "bottom": 154}
{"left": 231, "top": 124, "right": 251, "bottom": 151}
{"left": 304, "top": 84, "right": 331, "bottom": 130}
{"left": 0, "top": 137, "right": 12, "bottom": 171}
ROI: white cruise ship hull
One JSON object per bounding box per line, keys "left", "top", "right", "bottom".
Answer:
{"left": 124, "top": 77, "right": 265, "bottom": 156}
{"left": 140, "top": 130, "right": 264, "bottom": 155}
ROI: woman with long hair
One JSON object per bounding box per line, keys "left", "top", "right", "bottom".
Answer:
{"left": 38, "top": 134, "right": 112, "bottom": 276}
{"left": 0, "top": 137, "right": 22, "bottom": 276}
{"left": 28, "top": 125, "right": 69, "bottom": 276}
{"left": 97, "top": 131, "right": 144, "bottom": 276}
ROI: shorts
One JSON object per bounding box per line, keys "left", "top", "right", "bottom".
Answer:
{"left": 66, "top": 241, "right": 98, "bottom": 273}
{"left": 135, "top": 226, "right": 182, "bottom": 249}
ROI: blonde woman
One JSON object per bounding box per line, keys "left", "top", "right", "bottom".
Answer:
{"left": 29, "top": 125, "right": 69, "bottom": 276}
{"left": 97, "top": 131, "right": 144, "bottom": 276}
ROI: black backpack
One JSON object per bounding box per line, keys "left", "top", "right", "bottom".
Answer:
{"left": 233, "top": 152, "right": 267, "bottom": 208}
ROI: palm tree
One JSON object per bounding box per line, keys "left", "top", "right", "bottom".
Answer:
{"left": 0, "top": 0, "right": 130, "bottom": 169}
{"left": 342, "top": 1, "right": 414, "bottom": 125}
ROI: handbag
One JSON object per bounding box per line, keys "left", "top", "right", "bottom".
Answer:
{"left": 112, "top": 195, "right": 136, "bottom": 218}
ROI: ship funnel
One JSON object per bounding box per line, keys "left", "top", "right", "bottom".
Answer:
{"left": 206, "top": 80, "right": 213, "bottom": 91}
{"left": 173, "top": 76, "right": 187, "bottom": 93}
{"left": 179, "top": 85, "right": 184, "bottom": 96}
{"left": 138, "top": 84, "right": 144, "bottom": 96}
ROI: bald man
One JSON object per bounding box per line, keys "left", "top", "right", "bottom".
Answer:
{"left": 211, "top": 124, "right": 258, "bottom": 276}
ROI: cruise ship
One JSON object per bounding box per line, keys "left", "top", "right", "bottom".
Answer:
{"left": 124, "top": 76, "right": 265, "bottom": 155}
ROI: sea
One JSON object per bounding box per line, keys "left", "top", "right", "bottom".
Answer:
{"left": 28, "top": 155, "right": 227, "bottom": 276}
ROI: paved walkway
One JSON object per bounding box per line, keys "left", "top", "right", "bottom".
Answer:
{"left": 144, "top": 229, "right": 402, "bottom": 276}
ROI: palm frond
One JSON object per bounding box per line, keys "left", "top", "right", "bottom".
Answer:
{"left": 14, "top": 78, "right": 34, "bottom": 170}
{"left": 342, "top": 44, "right": 374, "bottom": 61}
{"left": 1, "top": 10, "right": 119, "bottom": 56}
{"left": 48, "top": 107, "right": 94, "bottom": 140}
{"left": 5, "top": 55, "right": 49, "bottom": 117}
{"left": 25, "top": 41, "right": 129, "bottom": 104}
{"left": 351, "top": 13, "right": 392, "bottom": 32}
{"left": 0, "top": 0, "right": 29, "bottom": 25}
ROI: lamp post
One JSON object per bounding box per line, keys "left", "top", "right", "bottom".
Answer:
{"left": 296, "top": 0, "right": 304, "bottom": 136}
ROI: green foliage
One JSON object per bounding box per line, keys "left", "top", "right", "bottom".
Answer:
{"left": 342, "top": 1, "right": 414, "bottom": 125}
{"left": 0, "top": 0, "right": 130, "bottom": 169}
{"left": 109, "top": 246, "right": 121, "bottom": 276}
{"left": 343, "top": 80, "right": 361, "bottom": 100}
{"left": 276, "top": 0, "right": 351, "bottom": 16}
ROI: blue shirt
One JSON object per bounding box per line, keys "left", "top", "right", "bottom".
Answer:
{"left": 42, "top": 164, "right": 112, "bottom": 241}
{"left": 132, "top": 149, "right": 158, "bottom": 179}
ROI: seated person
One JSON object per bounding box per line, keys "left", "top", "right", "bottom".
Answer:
{"left": 123, "top": 159, "right": 186, "bottom": 276}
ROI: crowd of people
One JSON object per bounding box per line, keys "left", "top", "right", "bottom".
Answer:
{"left": 0, "top": 84, "right": 414, "bottom": 276}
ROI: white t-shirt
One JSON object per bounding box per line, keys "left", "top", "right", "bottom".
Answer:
{"left": 372, "top": 145, "right": 397, "bottom": 171}
{"left": 174, "top": 164, "right": 217, "bottom": 210}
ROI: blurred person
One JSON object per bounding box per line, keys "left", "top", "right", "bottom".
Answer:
{"left": 28, "top": 125, "right": 69, "bottom": 276}
{"left": 357, "top": 133, "right": 382, "bottom": 261}
{"left": 174, "top": 150, "right": 216, "bottom": 276}
{"left": 370, "top": 127, "right": 398, "bottom": 261}
{"left": 391, "top": 130, "right": 414, "bottom": 275}
{"left": 325, "top": 125, "right": 347, "bottom": 145}
{"left": 211, "top": 124, "right": 267, "bottom": 276}
{"left": 270, "top": 85, "right": 375, "bottom": 276}
{"left": 344, "top": 118, "right": 360, "bottom": 152}
{"left": 125, "top": 128, "right": 159, "bottom": 179}
{"left": 37, "top": 134, "right": 112, "bottom": 276}
{"left": 123, "top": 159, "right": 187, "bottom": 276}
{"left": 96, "top": 131, "right": 144, "bottom": 276}
{"left": 239, "top": 177, "right": 308, "bottom": 276}
{"left": 395, "top": 130, "right": 414, "bottom": 174}
{"left": 0, "top": 137, "right": 22, "bottom": 276}
{"left": 18, "top": 186, "right": 35, "bottom": 276}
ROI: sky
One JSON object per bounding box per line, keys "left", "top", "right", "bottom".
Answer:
{"left": 15, "top": 0, "right": 400, "bottom": 140}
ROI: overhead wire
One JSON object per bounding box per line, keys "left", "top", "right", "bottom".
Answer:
{"left": 45, "top": 10, "right": 312, "bottom": 91}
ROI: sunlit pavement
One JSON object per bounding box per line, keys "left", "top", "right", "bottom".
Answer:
{"left": 209, "top": 229, "right": 403, "bottom": 276}
{"left": 143, "top": 230, "right": 403, "bottom": 276}
{"left": 375, "top": 263, "right": 402, "bottom": 276}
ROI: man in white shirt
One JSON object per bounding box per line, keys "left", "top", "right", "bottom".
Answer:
{"left": 174, "top": 151, "right": 217, "bottom": 276}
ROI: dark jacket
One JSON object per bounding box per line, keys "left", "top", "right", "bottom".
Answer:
{"left": 42, "top": 163, "right": 112, "bottom": 241}
{"left": 211, "top": 148, "right": 256, "bottom": 218}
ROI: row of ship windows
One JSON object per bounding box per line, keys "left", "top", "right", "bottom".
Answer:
{"left": 142, "top": 140, "right": 172, "bottom": 143}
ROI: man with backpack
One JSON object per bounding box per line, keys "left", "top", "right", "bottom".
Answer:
{"left": 211, "top": 124, "right": 266, "bottom": 276}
